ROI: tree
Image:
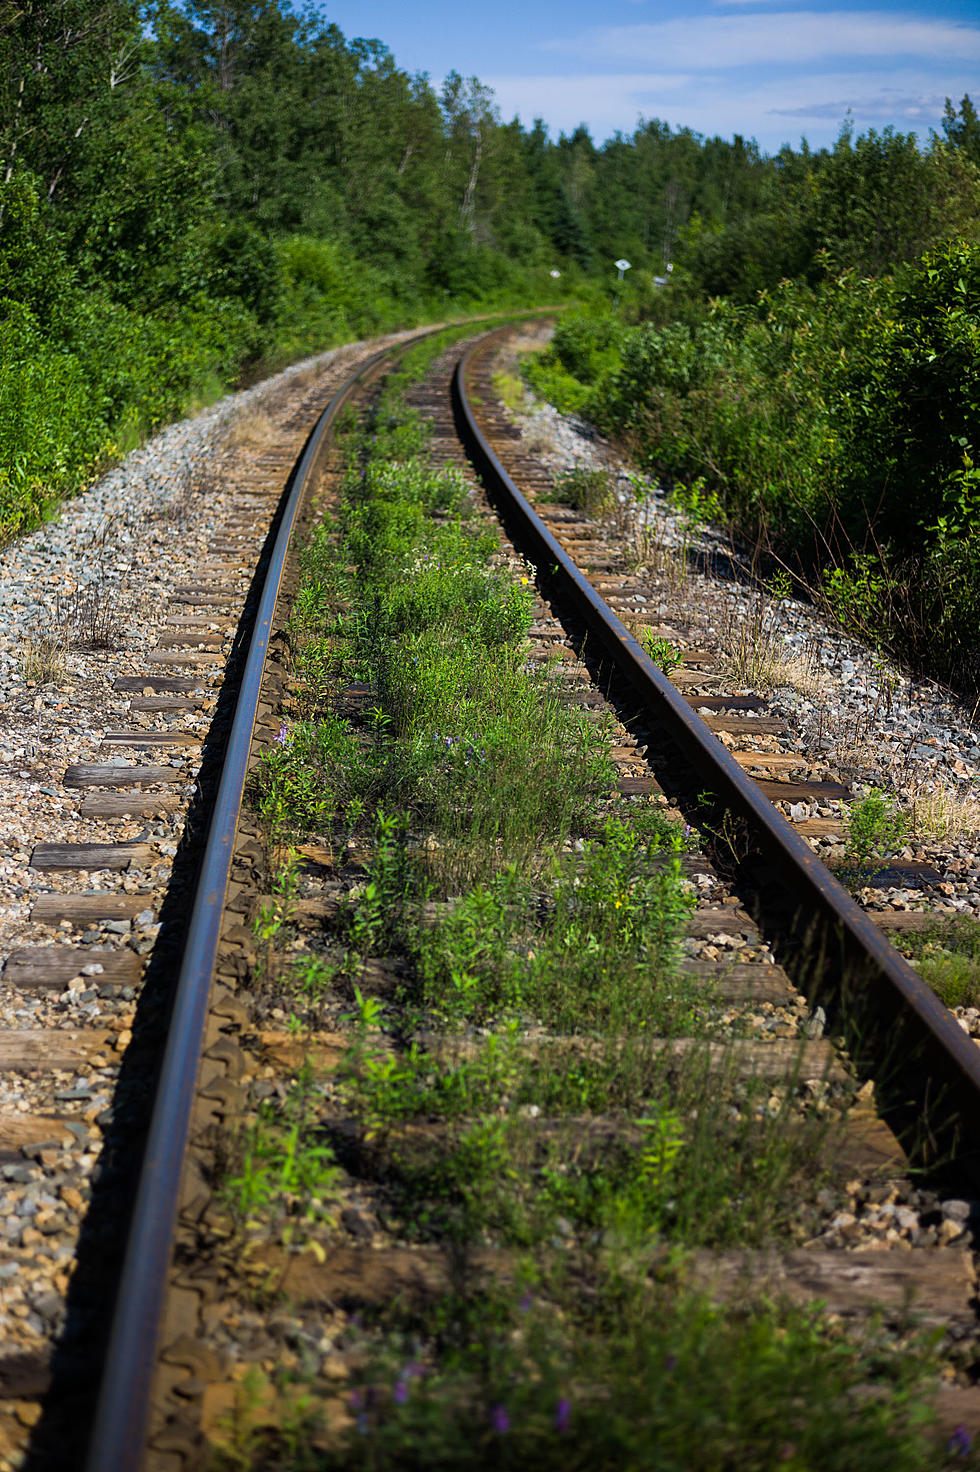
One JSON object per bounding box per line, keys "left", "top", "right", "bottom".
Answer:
{"left": 942, "top": 95, "right": 980, "bottom": 168}
{"left": 0, "top": 0, "right": 143, "bottom": 202}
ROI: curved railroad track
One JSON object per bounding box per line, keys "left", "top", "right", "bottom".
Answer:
{"left": 2, "top": 320, "right": 980, "bottom": 1470}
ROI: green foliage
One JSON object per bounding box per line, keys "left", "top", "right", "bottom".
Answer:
{"left": 222, "top": 1072, "right": 342, "bottom": 1237}
{"left": 177, "top": 218, "right": 282, "bottom": 321}
{"left": 253, "top": 714, "right": 366, "bottom": 839}
{"left": 643, "top": 633, "right": 682, "bottom": 675}
{"left": 532, "top": 237, "right": 980, "bottom": 691}
{"left": 842, "top": 788, "right": 909, "bottom": 869}
{"left": 551, "top": 465, "right": 614, "bottom": 516}
{"left": 303, "top": 1290, "right": 945, "bottom": 1472}
{"left": 904, "top": 916, "right": 980, "bottom": 1010}
{"left": 944, "top": 95, "right": 980, "bottom": 168}
{"left": 668, "top": 476, "right": 723, "bottom": 530}
{"left": 413, "top": 817, "right": 694, "bottom": 1033}
{"left": 813, "top": 125, "right": 980, "bottom": 277}
{"left": 0, "top": 305, "right": 110, "bottom": 536}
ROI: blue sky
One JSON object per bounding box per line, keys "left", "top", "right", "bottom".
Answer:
{"left": 318, "top": 0, "right": 980, "bottom": 155}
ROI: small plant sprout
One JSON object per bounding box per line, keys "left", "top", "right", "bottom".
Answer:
{"left": 624, "top": 468, "right": 655, "bottom": 503}
{"left": 554, "top": 465, "right": 614, "bottom": 517}
{"left": 636, "top": 1107, "right": 684, "bottom": 1190}
{"left": 668, "top": 476, "right": 721, "bottom": 532}
{"left": 642, "top": 630, "right": 683, "bottom": 676}
{"left": 349, "top": 984, "right": 383, "bottom": 1032}
{"left": 842, "top": 786, "right": 909, "bottom": 869}
{"left": 766, "top": 568, "right": 793, "bottom": 601}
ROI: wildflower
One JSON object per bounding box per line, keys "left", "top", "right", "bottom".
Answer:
{"left": 491, "top": 1404, "right": 510, "bottom": 1434}
{"left": 949, "top": 1425, "right": 972, "bottom": 1457}
{"left": 275, "top": 722, "right": 290, "bottom": 746}
{"left": 393, "top": 1378, "right": 409, "bottom": 1405}
{"left": 555, "top": 1397, "right": 571, "bottom": 1434}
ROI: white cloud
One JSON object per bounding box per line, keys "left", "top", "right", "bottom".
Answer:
{"left": 482, "top": 64, "right": 968, "bottom": 150}
{"left": 545, "top": 12, "right": 980, "bottom": 70}
{"left": 486, "top": 71, "right": 692, "bottom": 131}
{"left": 770, "top": 90, "right": 947, "bottom": 122}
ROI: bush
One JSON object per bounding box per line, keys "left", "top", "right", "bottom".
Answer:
{"left": 0, "top": 305, "right": 110, "bottom": 536}
{"left": 530, "top": 249, "right": 980, "bottom": 690}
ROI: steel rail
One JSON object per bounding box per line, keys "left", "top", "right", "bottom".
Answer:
{"left": 453, "top": 334, "right": 980, "bottom": 1176}
{"left": 84, "top": 336, "right": 411, "bottom": 1472}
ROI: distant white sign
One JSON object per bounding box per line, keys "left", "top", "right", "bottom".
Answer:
{"left": 550, "top": 269, "right": 561, "bottom": 278}
{"left": 614, "top": 259, "right": 631, "bottom": 275}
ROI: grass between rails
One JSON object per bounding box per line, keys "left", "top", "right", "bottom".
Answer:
{"left": 898, "top": 916, "right": 980, "bottom": 1012}
{"left": 213, "top": 340, "right": 975, "bottom": 1469}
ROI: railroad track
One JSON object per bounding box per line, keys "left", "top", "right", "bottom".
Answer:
{"left": 0, "top": 329, "right": 430, "bottom": 1469}
{"left": 3, "top": 322, "right": 980, "bottom": 1469}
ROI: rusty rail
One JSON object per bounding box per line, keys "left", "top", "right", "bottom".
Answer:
{"left": 83, "top": 337, "right": 406, "bottom": 1472}
{"left": 453, "top": 332, "right": 980, "bottom": 1178}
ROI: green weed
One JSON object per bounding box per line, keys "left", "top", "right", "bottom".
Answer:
{"left": 668, "top": 474, "right": 722, "bottom": 531}
{"left": 228, "top": 346, "right": 953, "bottom": 1472}
{"left": 408, "top": 816, "right": 693, "bottom": 1032}
{"left": 842, "top": 787, "right": 909, "bottom": 869}
{"left": 222, "top": 1071, "right": 341, "bottom": 1240}
{"left": 253, "top": 714, "right": 367, "bottom": 840}
{"left": 642, "top": 631, "right": 683, "bottom": 675}
{"left": 310, "top": 1287, "right": 948, "bottom": 1472}
{"left": 252, "top": 850, "right": 302, "bottom": 946}
{"left": 552, "top": 465, "right": 614, "bottom": 516}
{"left": 903, "top": 915, "right": 980, "bottom": 1010}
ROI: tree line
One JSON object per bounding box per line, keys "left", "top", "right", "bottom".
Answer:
{"left": 2, "top": 0, "right": 979, "bottom": 547}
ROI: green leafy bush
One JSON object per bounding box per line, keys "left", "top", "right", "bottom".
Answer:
{"left": 531, "top": 246, "right": 980, "bottom": 691}
{"left": 842, "top": 788, "right": 909, "bottom": 869}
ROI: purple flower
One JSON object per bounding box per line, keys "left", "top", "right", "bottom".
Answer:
{"left": 948, "top": 1424, "right": 972, "bottom": 1457}
{"left": 664, "top": 1354, "right": 677, "bottom": 1372}
{"left": 519, "top": 1290, "right": 534, "bottom": 1313}
{"left": 491, "top": 1404, "right": 510, "bottom": 1434}
{"left": 275, "top": 722, "right": 290, "bottom": 746}
{"left": 394, "top": 1378, "right": 408, "bottom": 1405}
{"left": 555, "top": 1397, "right": 571, "bottom": 1434}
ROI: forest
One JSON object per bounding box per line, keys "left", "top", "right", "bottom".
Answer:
{"left": 2, "top": 1, "right": 980, "bottom": 686}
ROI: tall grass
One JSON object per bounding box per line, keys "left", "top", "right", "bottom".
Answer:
{"left": 228, "top": 348, "right": 961, "bottom": 1472}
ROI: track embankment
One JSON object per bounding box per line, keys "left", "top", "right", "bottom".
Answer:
{"left": 4, "top": 321, "right": 980, "bottom": 1470}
